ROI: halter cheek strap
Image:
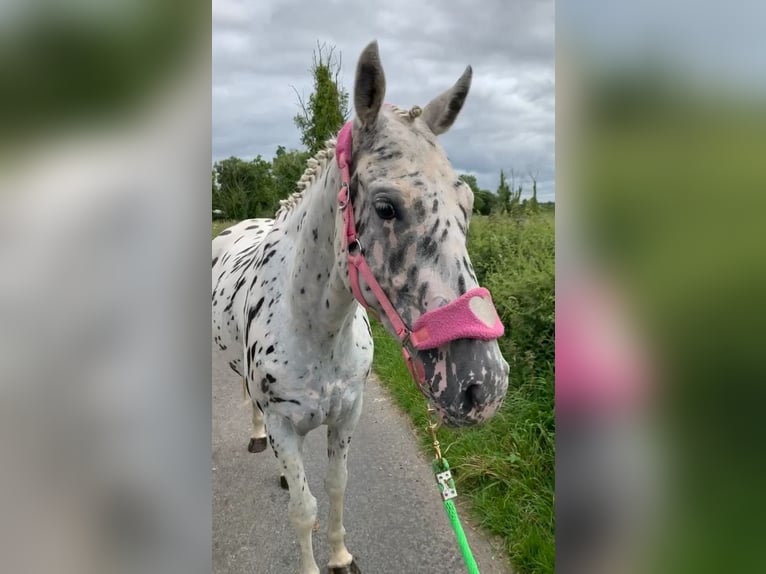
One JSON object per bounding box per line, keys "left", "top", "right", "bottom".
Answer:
{"left": 335, "top": 121, "right": 504, "bottom": 387}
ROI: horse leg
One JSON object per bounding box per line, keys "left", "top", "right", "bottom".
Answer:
{"left": 248, "top": 401, "right": 268, "bottom": 453}
{"left": 325, "top": 397, "right": 363, "bottom": 573}
{"left": 241, "top": 378, "right": 268, "bottom": 453}
{"left": 268, "top": 415, "right": 320, "bottom": 574}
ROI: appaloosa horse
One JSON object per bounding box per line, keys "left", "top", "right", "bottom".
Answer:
{"left": 212, "top": 41, "right": 509, "bottom": 574}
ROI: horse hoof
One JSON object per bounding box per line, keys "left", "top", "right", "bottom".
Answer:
{"left": 327, "top": 559, "right": 361, "bottom": 574}
{"left": 247, "top": 437, "right": 267, "bottom": 453}
{"left": 280, "top": 475, "right": 289, "bottom": 490}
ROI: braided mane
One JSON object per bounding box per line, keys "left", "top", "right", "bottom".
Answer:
{"left": 274, "top": 137, "right": 337, "bottom": 222}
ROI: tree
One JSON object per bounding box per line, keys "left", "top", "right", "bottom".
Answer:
{"left": 272, "top": 145, "right": 310, "bottom": 201}
{"left": 527, "top": 170, "right": 540, "bottom": 213}
{"left": 475, "top": 189, "right": 497, "bottom": 215}
{"left": 459, "top": 175, "right": 482, "bottom": 214}
{"left": 459, "top": 174, "right": 497, "bottom": 215}
{"left": 459, "top": 174, "right": 480, "bottom": 194}
{"left": 213, "top": 157, "right": 252, "bottom": 218}
{"left": 248, "top": 156, "right": 276, "bottom": 217}
{"left": 499, "top": 168, "right": 525, "bottom": 216}
{"left": 497, "top": 169, "right": 511, "bottom": 214}
{"left": 459, "top": 174, "right": 482, "bottom": 212}
{"left": 473, "top": 190, "right": 486, "bottom": 215}
{"left": 512, "top": 182, "right": 523, "bottom": 214}
{"left": 293, "top": 42, "right": 350, "bottom": 155}
{"left": 213, "top": 156, "right": 276, "bottom": 219}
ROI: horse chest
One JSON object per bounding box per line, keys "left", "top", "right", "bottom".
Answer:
{"left": 249, "top": 349, "right": 369, "bottom": 430}
{"left": 246, "top": 305, "right": 373, "bottom": 422}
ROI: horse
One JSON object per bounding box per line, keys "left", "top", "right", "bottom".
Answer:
{"left": 212, "top": 41, "right": 510, "bottom": 574}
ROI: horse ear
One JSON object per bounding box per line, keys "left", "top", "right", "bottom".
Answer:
{"left": 422, "top": 66, "right": 472, "bottom": 135}
{"left": 354, "top": 41, "right": 386, "bottom": 127}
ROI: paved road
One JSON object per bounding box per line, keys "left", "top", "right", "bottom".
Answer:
{"left": 213, "top": 344, "right": 512, "bottom": 574}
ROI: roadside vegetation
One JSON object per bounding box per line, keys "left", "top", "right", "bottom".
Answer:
{"left": 370, "top": 208, "right": 554, "bottom": 574}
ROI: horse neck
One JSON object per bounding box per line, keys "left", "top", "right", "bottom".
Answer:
{"left": 284, "top": 162, "right": 357, "bottom": 335}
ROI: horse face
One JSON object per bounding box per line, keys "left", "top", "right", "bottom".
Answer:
{"left": 347, "top": 42, "right": 509, "bottom": 426}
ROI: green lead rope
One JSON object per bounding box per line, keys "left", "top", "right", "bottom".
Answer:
{"left": 432, "top": 457, "right": 480, "bottom": 574}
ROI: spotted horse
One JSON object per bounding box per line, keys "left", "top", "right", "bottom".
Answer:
{"left": 212, "top": 41, "right": 510, "bottom": 574}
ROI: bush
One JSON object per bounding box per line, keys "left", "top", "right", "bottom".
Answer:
{"left": 468, "top": 213, "right": 555, "bottom": 370}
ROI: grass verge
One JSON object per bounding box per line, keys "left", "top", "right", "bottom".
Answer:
{"left": 212, "top": 219, "right": 238, "bottom": 238}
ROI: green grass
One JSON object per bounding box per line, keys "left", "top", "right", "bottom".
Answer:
{"left": 212, "top": 219, "right": 237, "bottom": 238}
{"left": 371, "top": 212, "right": 555, "bottom": 574}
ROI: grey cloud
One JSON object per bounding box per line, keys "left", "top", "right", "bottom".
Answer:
{"left": 213, "top": 0, "right": 555, "bottom": 200}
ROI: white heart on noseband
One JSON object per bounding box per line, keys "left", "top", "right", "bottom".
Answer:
{"left": 469, "top": 296, "right": 497, "bottom": 328}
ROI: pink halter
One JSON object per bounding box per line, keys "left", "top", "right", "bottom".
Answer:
{"left": 335, "top": 121, "right": 504, "bottom": 387}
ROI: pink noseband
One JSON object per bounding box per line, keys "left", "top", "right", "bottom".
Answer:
{"left": 335, "top": 121, "right": 504, "bottom": 388}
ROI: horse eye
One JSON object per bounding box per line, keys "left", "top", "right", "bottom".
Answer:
{"left": 374, "top": 200, "right": 396, "bottom": 220}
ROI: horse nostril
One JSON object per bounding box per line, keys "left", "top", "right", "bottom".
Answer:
{"left": 464, "top": 384, "right": 485, "bottom": 410}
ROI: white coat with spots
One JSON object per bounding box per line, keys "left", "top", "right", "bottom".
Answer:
{"left": 212, "top": 41, "right": 509, "bottom": 574}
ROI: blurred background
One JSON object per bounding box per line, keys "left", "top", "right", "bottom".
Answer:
{"left": 556, "top": 0, "right": 766, "bottom": 572}
{"left": 0, "top": 2, "right": 211, "bottom": 574}
{"left": 2, "top": 1, "right": 765, "bottom": 573}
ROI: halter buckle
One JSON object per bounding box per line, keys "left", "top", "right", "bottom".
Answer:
{"left": 347, "top": 238, "right": 363, "bottom": 255}
{"left": 401, "top": 330, "right": 417, "bottom": 356}
{"left": 338, "top": 182, "right": 350, "bottom": 210}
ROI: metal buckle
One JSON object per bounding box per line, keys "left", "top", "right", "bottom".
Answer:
{"left": 347, "top": 238, "right": 363, "bottom": 255}
{"left": 338, "top": 182, "right": 349, "bottom": 210}
{"left": 401, "top": 331, "right": 416, "bottom": 356}
{"left": 426, "top": 406, "right": 443, "bottom": 463}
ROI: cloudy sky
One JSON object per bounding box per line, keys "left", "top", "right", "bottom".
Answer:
{"left": 213, "top": 0, "right": 555, "bottom": 201}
